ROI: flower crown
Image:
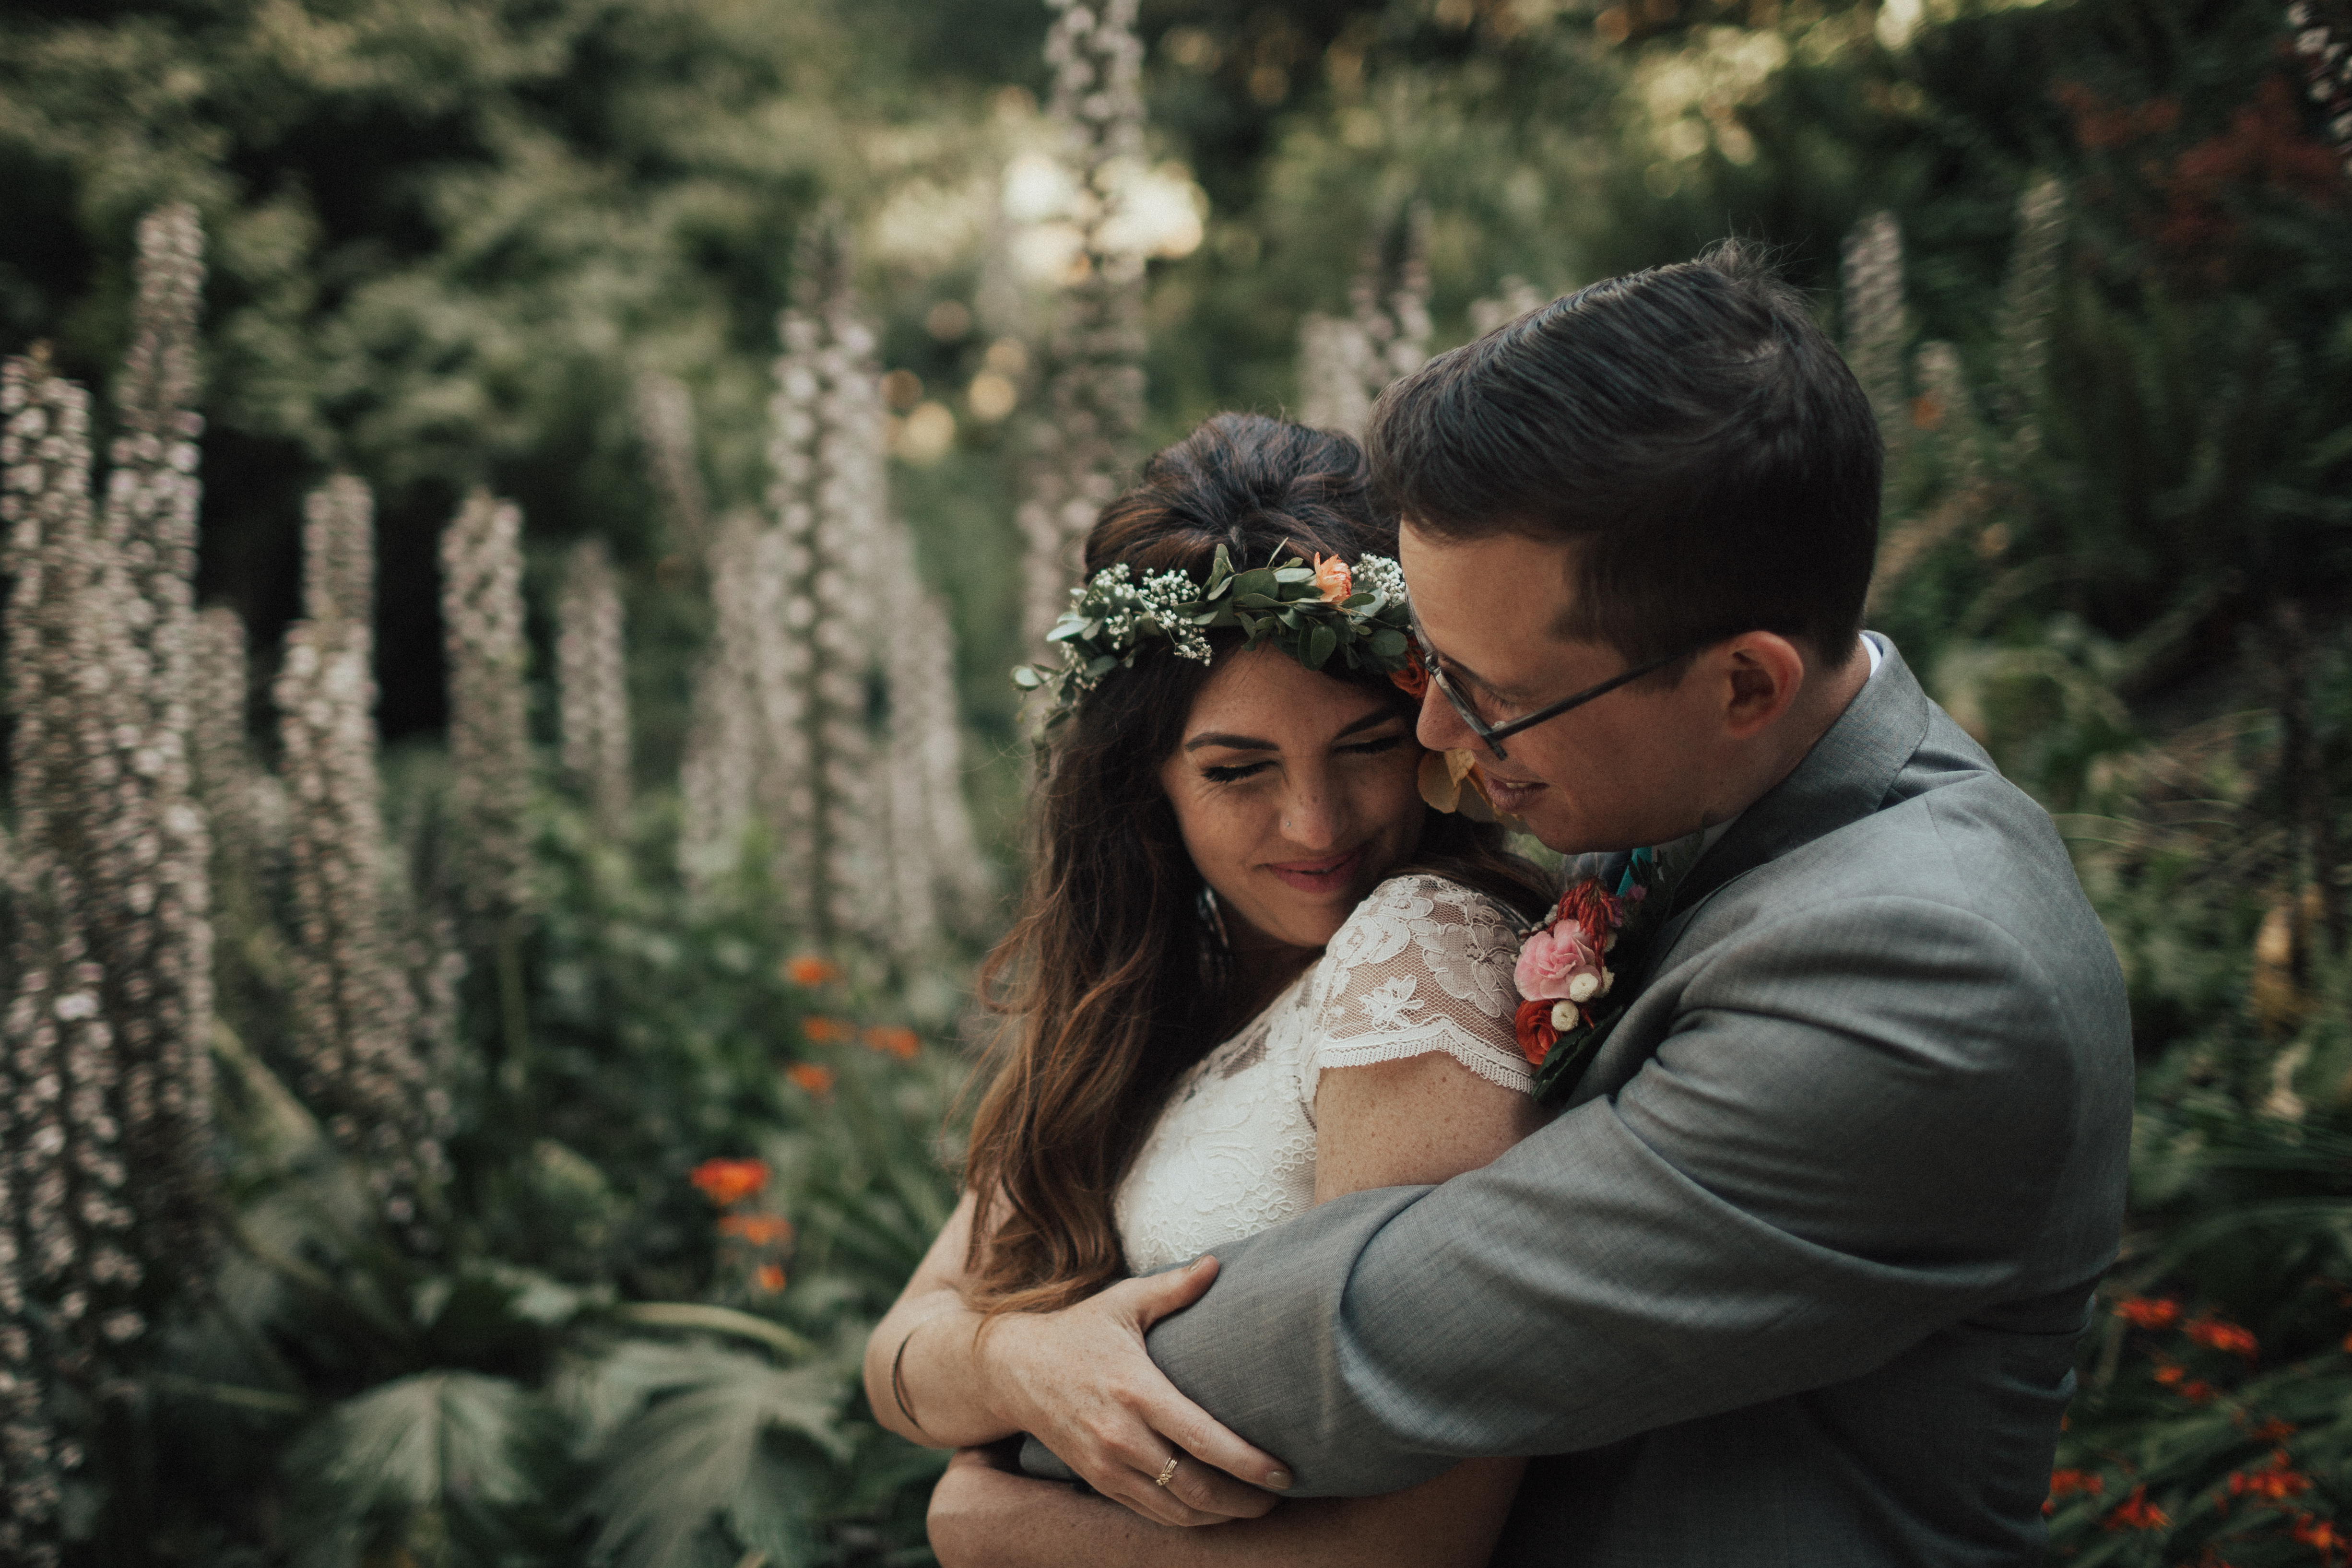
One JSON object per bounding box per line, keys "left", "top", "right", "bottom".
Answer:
{"left": 1013, "top": 544, "right": 1425, "bottom": 730}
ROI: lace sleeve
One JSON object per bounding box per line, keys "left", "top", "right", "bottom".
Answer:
{"left": 1307, "top": 874, "right": 1534, "bottom": 1094}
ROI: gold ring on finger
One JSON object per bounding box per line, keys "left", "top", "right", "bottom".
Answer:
{"left": 1153, "top": 1456, "right": 1180, "bottom": 1488}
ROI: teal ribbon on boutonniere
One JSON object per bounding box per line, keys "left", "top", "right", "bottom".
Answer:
{"left": 1516, "top": 835, "right": 1705, "bottom": 1105}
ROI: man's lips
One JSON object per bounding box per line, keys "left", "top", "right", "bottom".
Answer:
{"left": 1265, "top": 844, "right": 1366, "bottom": 893}
{"left": 1478, "top": 772, "right": 1546, "bottom": 813}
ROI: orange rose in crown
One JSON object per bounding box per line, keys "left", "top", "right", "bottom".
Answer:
{"left": 1514, "top": 850, "right": 1673, "bottom": 1104}
{"left": 1312, "top": 553, "right": 1354, "bottom": 605}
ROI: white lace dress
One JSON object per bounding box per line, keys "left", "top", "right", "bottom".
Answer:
{"left": 1114, "top": 874, "right": 1533, "bottom": 1274}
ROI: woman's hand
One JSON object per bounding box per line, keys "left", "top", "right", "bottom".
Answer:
{"left": 976, "top": 1255, "right": 1292, "bottom": 1527}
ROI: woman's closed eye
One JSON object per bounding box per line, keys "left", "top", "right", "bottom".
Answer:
{"left": 1199, "top": 731, "right": 1406, "bottom": 785}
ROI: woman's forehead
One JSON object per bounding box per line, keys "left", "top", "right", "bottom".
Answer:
{"left": 1178, "top": 646, "right": 1399, "bottom": 745}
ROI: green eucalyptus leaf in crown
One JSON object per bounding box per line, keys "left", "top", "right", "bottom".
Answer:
{"left": 1013, "top": 544, "right": 1422, "bottom": 730}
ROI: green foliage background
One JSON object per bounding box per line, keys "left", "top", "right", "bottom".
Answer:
{"left": 3, "top": 0, "right": 2350, "bottom": 1562}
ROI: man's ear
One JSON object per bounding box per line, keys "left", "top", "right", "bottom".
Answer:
{"left": 1716, "top": 633, "right": 1807, "bottom": 739}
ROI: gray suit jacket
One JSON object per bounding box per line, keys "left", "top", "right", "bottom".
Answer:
{"left": 1144, "top": 639, "right": 2133, "bottom": 1566}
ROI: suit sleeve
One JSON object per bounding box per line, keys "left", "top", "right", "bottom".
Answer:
{"left": 1144, "top": 896, "right": 2086, "bottom": 1496}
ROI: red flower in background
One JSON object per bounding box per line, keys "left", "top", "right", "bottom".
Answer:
{"left": 785, "top": 955, "right": 843, "bottom": 987}
{"left": 689, "top": 1157, "right": 769, "bottom": 1207}
{"left": 718, "top": 1214, "right": 794, "bottom": 1246}
{"left": 2294, "top": 1514, "right": 2348, "bottom": 1562}
{"left": 2045, "top": 1469, "right": 2104, "bottom": 1514}
{"left": 864, "top": 1025, "right": 919, "bottom": 1060}
{"left": 802, "top": 1015, "right": 853, "bottom": 1044}
{"left": 786, "top": 1061, "right": 837, "bottom": 1096}
{"left": 2103, "top": 1485, "right": 2170, "bottom": 1532}
{"left": 2226, "top": 1450, "right": 2311, "bottom": 1503}
{"left": 2185, "top": 1314, "right": 2258, "bottom": 1360}
{"left": 2116, "top": 1296, "right": 2183, "bottom": 1330}
{"left": 755, "top": 1263, "right": 787, "bottom": 1293}
{"left": 2049, "top": 1469, "right": 2105, "bottom": 1500}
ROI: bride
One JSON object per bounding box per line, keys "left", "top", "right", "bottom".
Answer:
{"left": 863, "top": 413, "right": 1555, "bottom": 1567}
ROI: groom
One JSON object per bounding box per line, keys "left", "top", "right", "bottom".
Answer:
{"left": 954, "top": 244, "right": 2134, "bottom": 1565}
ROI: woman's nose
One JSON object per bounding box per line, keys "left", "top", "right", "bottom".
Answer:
{"left": 1279, "top": 778, "right": 1346, "bottom": 849}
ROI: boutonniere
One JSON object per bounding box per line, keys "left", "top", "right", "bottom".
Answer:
{"left": 1512, "top": 846, "right": 1676, "bottom": 1104}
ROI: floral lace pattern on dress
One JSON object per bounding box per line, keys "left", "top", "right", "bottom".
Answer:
{"left": 1113, "top": 876, "right": 1532, "bottom": 1275}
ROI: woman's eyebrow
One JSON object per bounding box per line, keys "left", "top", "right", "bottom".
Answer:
{"left": 1182, "top": 708, "right": 1401, "bottom": 754}
{"left": 1183, "top": 731, "right": 1276, "bottom": 753}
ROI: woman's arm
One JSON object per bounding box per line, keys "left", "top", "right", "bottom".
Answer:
{"left": 862, "top": 1191, "right": 1290, "bottom": 1526}
{"left": 930, "top": 1443, "right": 1521, "bottom": 1568}
{"left": 932, "top": 1048, "right": 1545, "bottom": 1567}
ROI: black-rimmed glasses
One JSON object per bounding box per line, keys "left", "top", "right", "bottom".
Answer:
{"left": 1423, "top": 645, "right": 1700, "bottom": 761}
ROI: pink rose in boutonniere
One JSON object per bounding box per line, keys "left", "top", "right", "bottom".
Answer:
{"left": 1514, "top": 849, "right": 1675, "bottom": 1103}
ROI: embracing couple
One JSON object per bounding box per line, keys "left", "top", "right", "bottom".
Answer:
{"left": 863, "top": 244, "right": 2133, "bottom": 1568}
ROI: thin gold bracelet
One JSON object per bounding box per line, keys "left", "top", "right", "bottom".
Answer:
{"left": 891, "top": 1320, "right": 927, "bottom": 1433}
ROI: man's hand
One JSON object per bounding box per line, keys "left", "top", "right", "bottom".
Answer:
{"left": 977, "top": 1255, "right": 1292, "bottom": 1526}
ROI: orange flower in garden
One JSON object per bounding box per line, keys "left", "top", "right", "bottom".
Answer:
{"left": 2226, "top": 1451, "right": 2311, "bottom": 1502}
{"left": 2246, "top": 1416, "right": 2298, "bottom": 1444}
{"left": 864, "top": 1025, "right": 919, "bottom": 1060}
{"left": 689, "top": 1157, "right": 770, "bottom": 1207}
{"left": 785, "top": 955, "right": 843, "bottom": 987}
{"left": 785, "top": 1062, "right": 837, "bottom": 1096}
{"left": 1312, "top": 554, "right": 1353, "bottom": 606}
{"left": 755, "top": 1263, "right": 787, "bottom": 1293}
{"left": 2181, "top": 1379, "right": 2218, "bottom": 1403}
{"left": 2116, "top": 1297, "right": 2184, "bottom": 1329}
{"left": 2153, "top": 1361, "right": 2187, "bottom": 1387}
{"left": 2103, "top": 1485, "right": 2170, "bottom": 1532}
{"left": 2293, "top": 1514, "right": 2348, "bottom": 1561}
{"left": 802, "top": 1015, "right": 853, "bottom": 1044}
{"left": 2185, "top": 1315, "right": 2258, "bottom": 1360}
{"left": 719, "top": 1214, "right": 794, "bottom": 1247}
{"left": 2045, "top": 1469, "right": 2104, "bottom": 1515}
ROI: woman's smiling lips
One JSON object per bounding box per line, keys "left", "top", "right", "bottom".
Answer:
{"left": 1264, "top": 844, "right": 1367, "bottom": 894}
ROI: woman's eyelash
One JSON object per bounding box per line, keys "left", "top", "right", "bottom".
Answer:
{"left": 1201, "top": 734, "right": 1403, "bottom": 783}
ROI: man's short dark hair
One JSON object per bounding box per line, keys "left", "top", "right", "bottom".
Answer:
{"left": 1368, "top": 242, "right": 1881, "bottom": 671}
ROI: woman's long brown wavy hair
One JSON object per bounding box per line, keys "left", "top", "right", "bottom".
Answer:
{"left": 961, "top": 413, "right": 1553, "bottom": 1315}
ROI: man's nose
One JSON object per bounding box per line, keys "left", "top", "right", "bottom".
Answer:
{"left": 1416, "top": 683, "right": 1488, "bottom": 758}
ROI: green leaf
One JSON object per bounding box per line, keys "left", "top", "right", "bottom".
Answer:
{"left": 1011, "top": 666, "right": 1042, "bottom": 689}
{"left": 283, "top": 1372, "right": 567, "bottom": 1568}
{"left": 576, "top": 1343, "right": 848, "bottom": 1568}
{"left": 1369, "top": 628, "right": 1407, "bottom": 658}
{"left": 1304, "top": 624, "right": 1337, "bottom": 670}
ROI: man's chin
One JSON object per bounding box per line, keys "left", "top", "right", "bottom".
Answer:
{"left": 1518, "top": 802, "right": 1634, "bottom": 859}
